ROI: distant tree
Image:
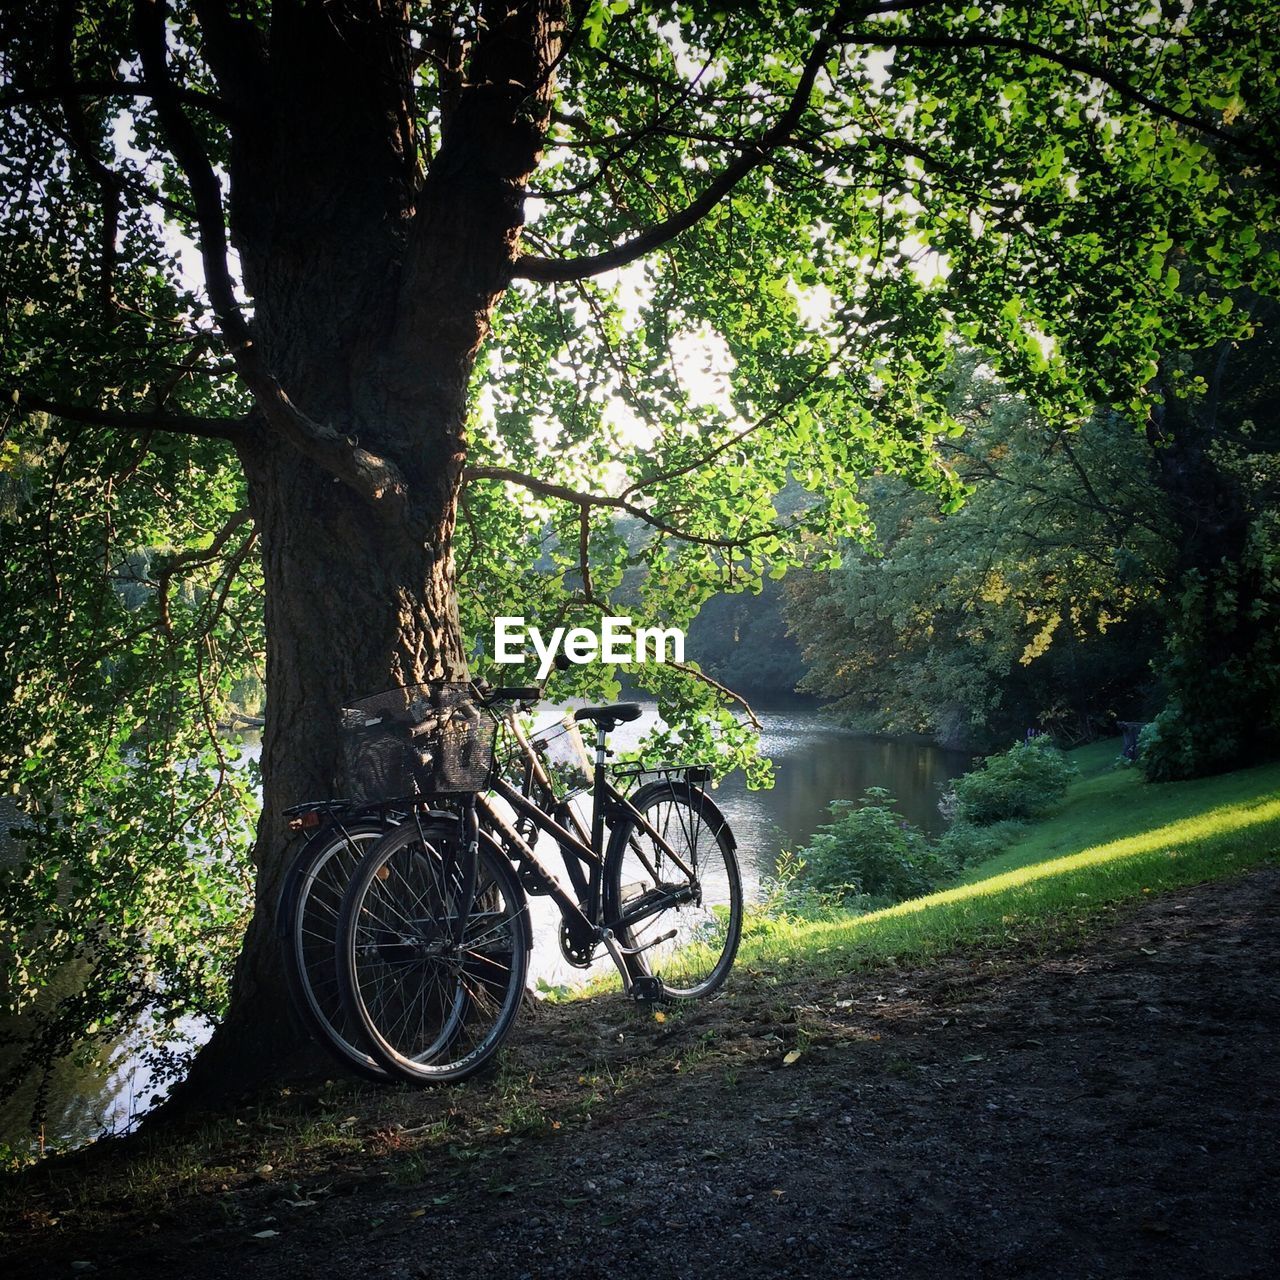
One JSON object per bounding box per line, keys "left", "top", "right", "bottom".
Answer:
{"left": 1139, "top": 295, "right": 1280, "bottom": 777}
{"left": 786, "top": 359, "right": 1175, "bottom": 747}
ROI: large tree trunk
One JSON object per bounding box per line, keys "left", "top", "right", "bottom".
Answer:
{"left": 168, "top": 0, "right": 561, "bottom": 1105}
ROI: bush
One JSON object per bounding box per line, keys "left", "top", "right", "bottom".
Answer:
{"left": 799, "top": 788, "right": 955, "bottom": 906}
{"left": 946, "top": 736, "right": 1075, "bottom": 825}
{"left": 1135, "top": 703, "right": 1201, "bottom": 782}
{"left": 1139, "top": 539, "right": 1280, "bottom": 782}
{"left": 935, "top": 817, "right": 1028, "bottom": 867}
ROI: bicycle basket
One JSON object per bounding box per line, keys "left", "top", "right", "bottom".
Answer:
{"left": 527, "top": 717, "right": 593, "bottom": 800}
{"left": 341, "top": 682, "right": 494, "bottom": 800}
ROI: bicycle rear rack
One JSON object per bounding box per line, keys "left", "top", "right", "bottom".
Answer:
{"left": 609, "top": 762, "right": 712, "bottom": 785}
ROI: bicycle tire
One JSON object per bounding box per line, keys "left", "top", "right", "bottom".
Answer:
{"left": 602, "top": 779, "right": 742, "bottom": 999}
{"left": 337, "top": 819, "right": 529, "bottom": 1084}
{"left": 279, "top": 818, "right": 391, "bottom": 1080}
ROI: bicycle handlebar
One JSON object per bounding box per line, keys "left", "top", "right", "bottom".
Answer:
{"left": 474, "top": 683, "right": 542, "bottom": 707}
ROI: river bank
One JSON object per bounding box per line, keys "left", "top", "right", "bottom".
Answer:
{"left": 0, "top": 699, "right": 972, "bottom": 1152}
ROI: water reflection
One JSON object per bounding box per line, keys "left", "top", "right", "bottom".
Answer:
{"left": 714, "top": 703, "right": 972, "bottom": 862}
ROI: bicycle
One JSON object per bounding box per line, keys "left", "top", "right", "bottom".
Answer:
{"left": 334, "top": 679, "right": 743, "bottom": 1084}
{"left": 276, "top": 799, "right": 407, "bottom": 1079}
{"left": 275, "top": 683, "right": 540, "bottom": 1076}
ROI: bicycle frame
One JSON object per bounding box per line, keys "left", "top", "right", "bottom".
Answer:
{"left": 472, "top": 713, "right": 701, "bottom": 987}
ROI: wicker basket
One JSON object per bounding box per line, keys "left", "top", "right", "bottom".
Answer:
{"left": 341, "top": 682, "right": 493, "bottom": 801}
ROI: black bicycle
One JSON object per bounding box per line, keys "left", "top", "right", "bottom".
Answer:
{"left": 276, "top": 685, "right": 536, "bottom": 1078}
{"left": 332, "top": 680, "right": 743, "bottom": 1084}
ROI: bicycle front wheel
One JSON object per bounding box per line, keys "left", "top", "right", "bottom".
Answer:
{"left": 603, "top": 780, "right": 742, "bottom": 999}
{"left": 337, "top": 820, "right": 528, "bottom": 1084}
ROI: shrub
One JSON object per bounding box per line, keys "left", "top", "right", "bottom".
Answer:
{"left": 799, "top": 788, "right": 955, "bottom": 906}
{"left": 749, "top": 848, "right": 853, "bottom": 928}
{"left": 935, "top": 817, "right": 1028, "bottom": 867}
{"left": 1136, "top": 704, "right": 1201, "bottom": 782}
{"left": 946, "top": 736, "right": 1075, "bottom": 825}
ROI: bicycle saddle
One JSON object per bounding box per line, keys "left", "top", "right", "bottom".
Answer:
{"left": 573, "top": 702, "right": 643, "bottom": 728}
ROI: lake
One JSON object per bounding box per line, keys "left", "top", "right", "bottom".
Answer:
{"left": 0, "top": 697, "right": 971, "bottom": 1149}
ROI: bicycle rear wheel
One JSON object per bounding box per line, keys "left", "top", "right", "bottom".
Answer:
{"left": 603, "top": 780, "right": 742, "bottom": 999}
{"left": 279, "top": 818, "right": 390, "bottom": 1080}
{"left": 337, "top": 820, "right": 528, "bottom": 1083}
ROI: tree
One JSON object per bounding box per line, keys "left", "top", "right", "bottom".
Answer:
{"left": 785, "top": 358, "right": 1176, "bottom": 748}
{"left": 1138, "top": 294, "right": 1280, "bottom": 777}
{"left": 1, "top": 1, "right": 1276, "bottom": 1100}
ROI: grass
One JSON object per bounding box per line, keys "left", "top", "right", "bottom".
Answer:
{"left": 737, "top": 740, "right": 1280, "bottom": 976}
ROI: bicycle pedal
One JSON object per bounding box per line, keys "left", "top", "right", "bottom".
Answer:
{"left": 630, "top": 976, "right": 664, "bottom": 1003}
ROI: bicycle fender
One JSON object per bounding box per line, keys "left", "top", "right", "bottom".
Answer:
{"left": 610, "top": 778, "right": 737, "bottom": 853}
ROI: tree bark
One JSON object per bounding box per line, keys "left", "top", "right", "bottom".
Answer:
{"left": 166, "top": 0, "right": 562, "bottom": 1107}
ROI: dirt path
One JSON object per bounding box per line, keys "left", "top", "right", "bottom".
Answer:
{"left": 8, "top": 868, "right": 1280, "bottom": 1279}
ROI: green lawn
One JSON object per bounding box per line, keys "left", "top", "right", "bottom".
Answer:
{"left": 738, "top": 739, "right": 1280, "bottom": 976}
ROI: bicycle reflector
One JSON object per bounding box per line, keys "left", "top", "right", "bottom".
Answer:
{"left": 288, "top": 811, "right": 323, "bottom": 832}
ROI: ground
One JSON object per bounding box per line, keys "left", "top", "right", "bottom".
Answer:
{"left": 5, "top": 867, "right": 1279, "bottom": 1279}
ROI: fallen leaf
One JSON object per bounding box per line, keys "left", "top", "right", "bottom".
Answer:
{"left": 251, "top": 1230, "right": 279, "bottom": 1240}
{"left": 782, "top": 1049, "right": 803, "bottom": 1066}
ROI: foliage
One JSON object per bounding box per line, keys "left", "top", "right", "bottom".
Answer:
{"left": 0, "top": 416, "right": 259, "bottom": 1100}
{"left": 1137, "top": 309, "right": 1280, "bottom": 779}
{"left": 786, "top": 357, "right": 1175, "bottom": 747}
{"left": 935, "top": 818, "right": 1028, "bottom": 868}
{"left": 685, "top": 577, "right": 805, "bottom": 695}
{"left": 798, "top": 788, "right": 955, "bottom": 906}
{"left": 1139, "top": 533, "right": 1280, "bottom": 780}
{"left": 946, "top": 736, "right": 1076, "bottom": 825}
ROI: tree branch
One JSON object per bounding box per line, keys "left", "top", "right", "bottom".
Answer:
{"left": 13, "top": 391, "right": 248, "bottom": 441}
{"left": 0, "top": 78, "right": 237, "bottom": 121}
{"left": 667, "top": 659, "right": 763, "bottom": 731}
{"left": 152, "top": 508, "right": 253, "bottom": 639}
{"left": 463, "top": 465, "right": 778, "bottom": 549}
{"left": 133, "top": 0, "right": 408, "bottom": 511}
{"left": 512, "top": 10, "right": 845, "bottom": 282}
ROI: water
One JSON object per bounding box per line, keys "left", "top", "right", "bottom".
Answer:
{"left": 520, "top": 697, "right": 970, "bottom": 988}
{"left": 0, "top": 698, "right": 970, "bottom": 1149}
